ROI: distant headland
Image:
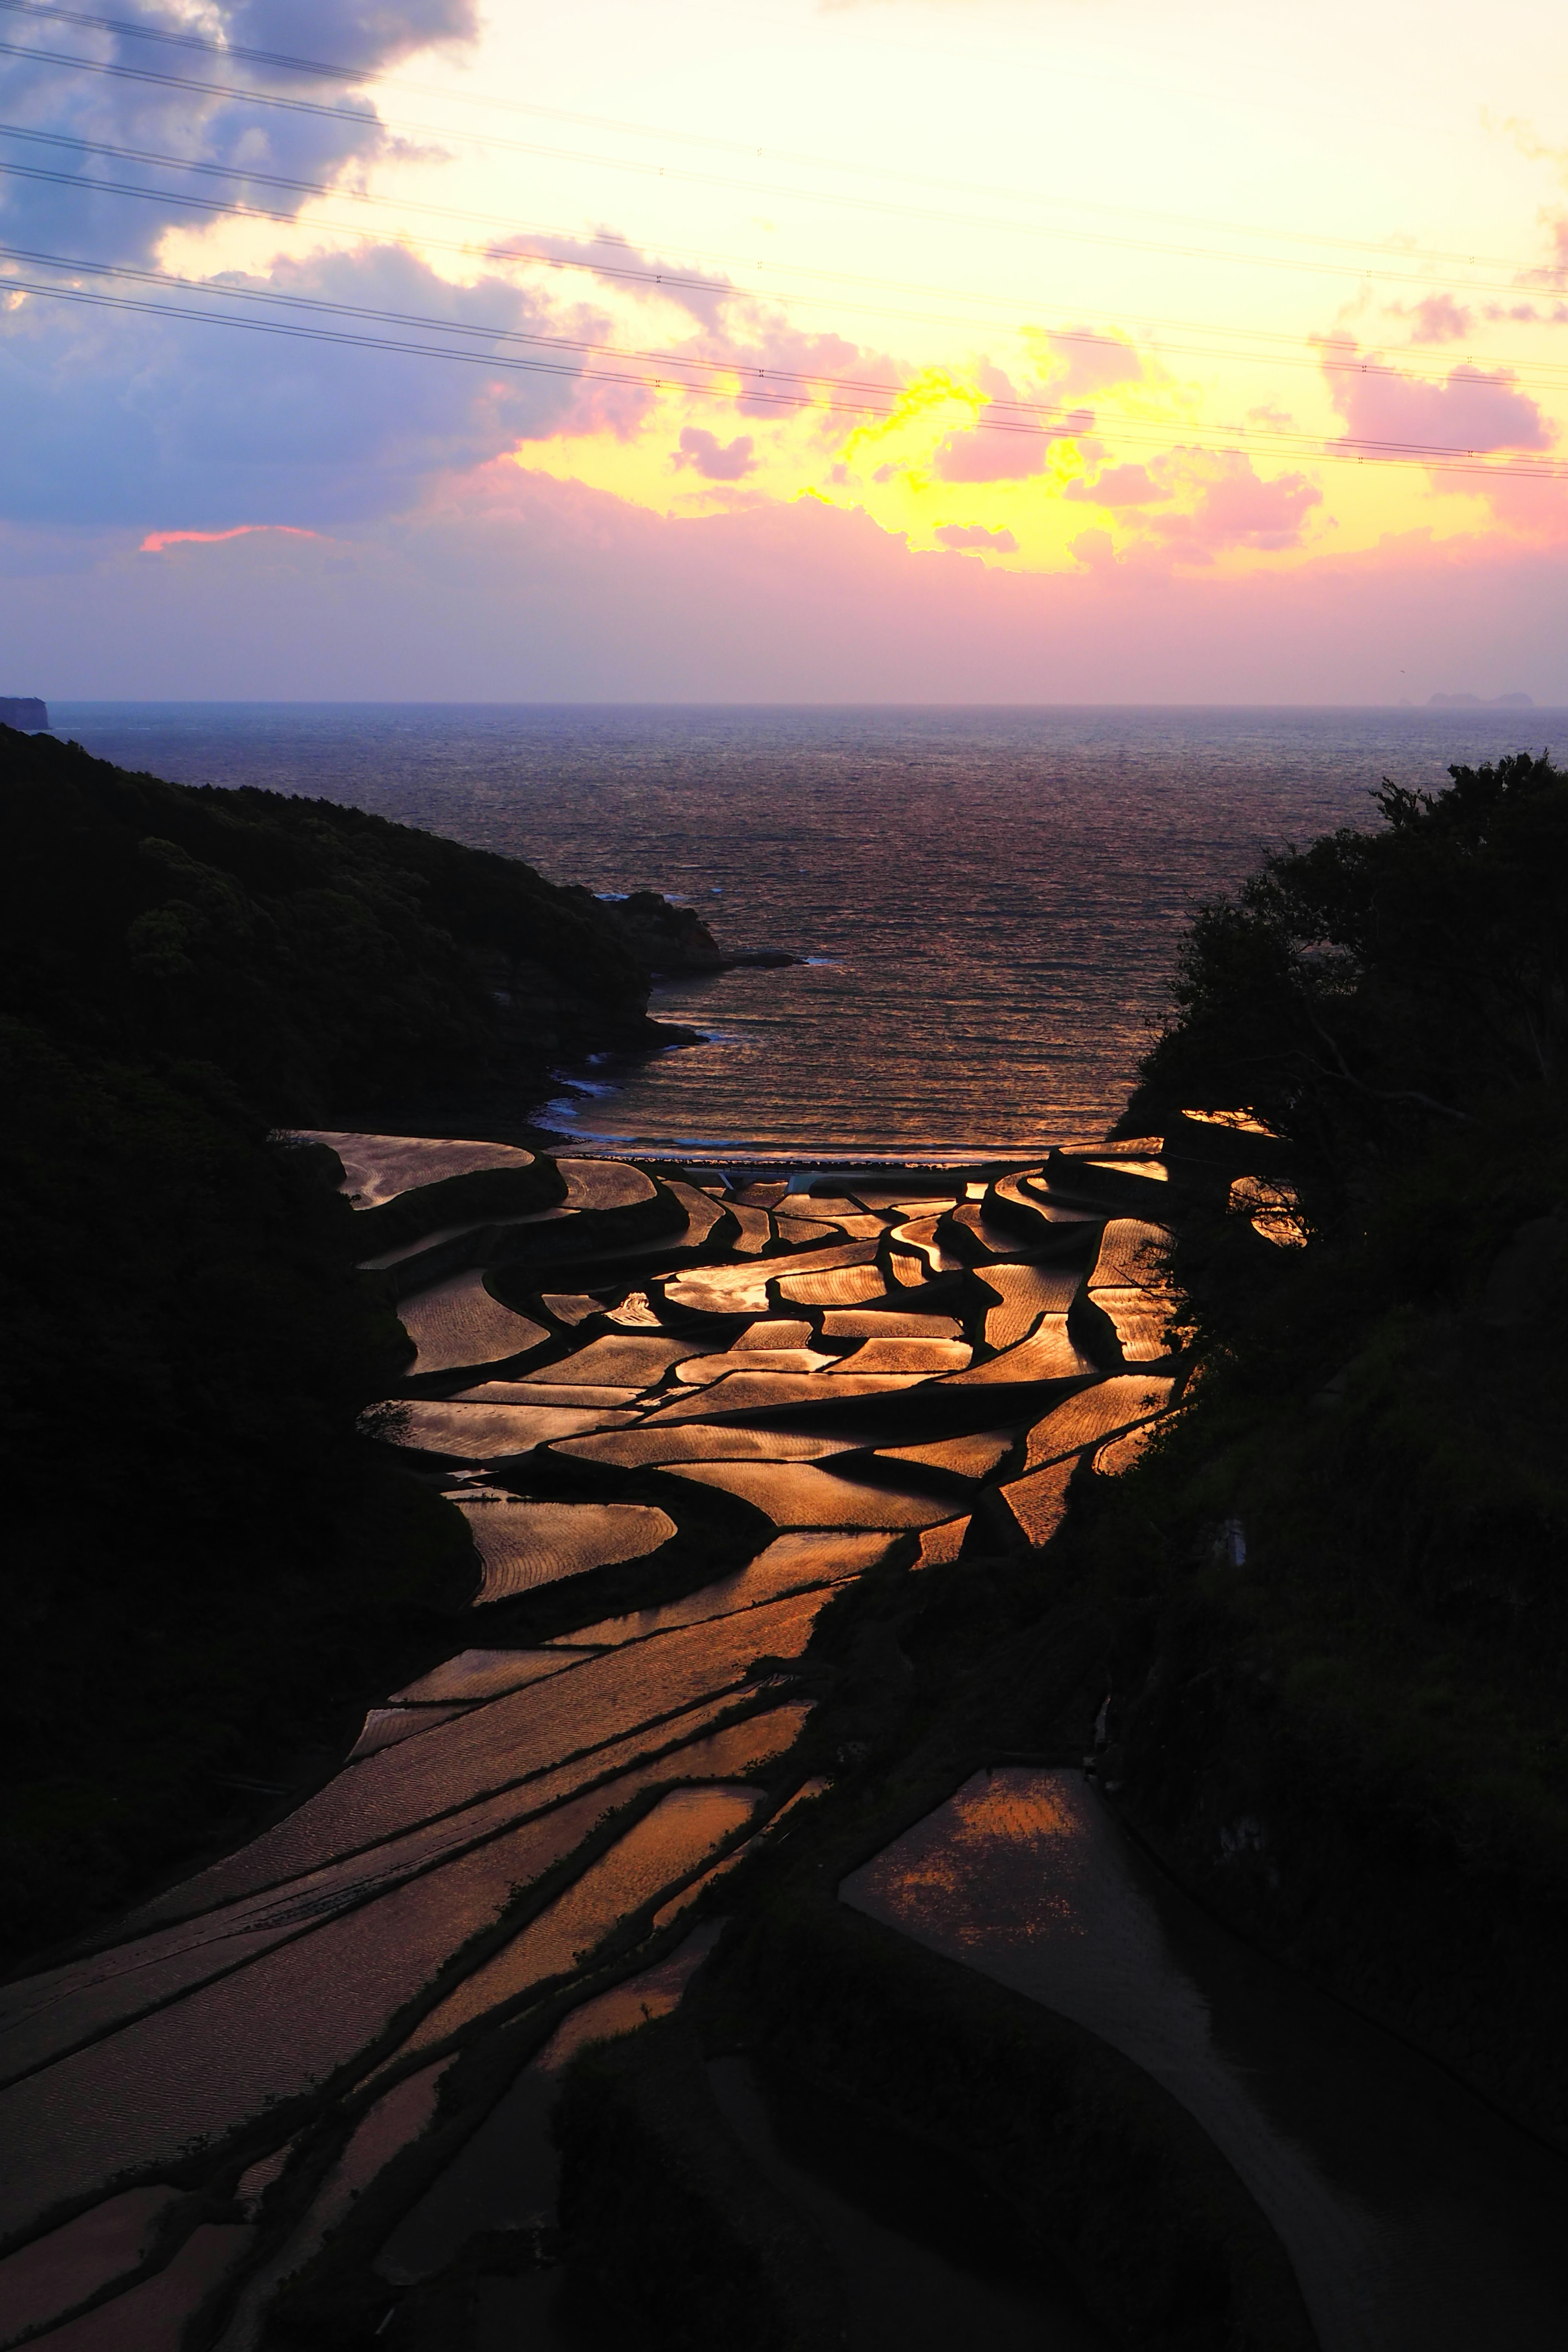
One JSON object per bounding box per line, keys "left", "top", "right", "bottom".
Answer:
{"left": 0, "top": 696, "right": 47, "bottom": 729}
{"left": 1427, "top": 689, "right": 1535, "bottom": 707}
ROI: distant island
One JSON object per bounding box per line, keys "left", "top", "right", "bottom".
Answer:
{"left": 1428, "top": 689, "right": 1535, "bottom": 707}
{"left": 0, "top": 696, "right": 47, "bottom": 729}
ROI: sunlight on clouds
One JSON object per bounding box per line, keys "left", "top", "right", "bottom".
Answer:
{"left": 7, "top": 0, "right": 1568, "bottom": 675}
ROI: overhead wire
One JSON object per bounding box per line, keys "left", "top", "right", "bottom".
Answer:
{"left": 0, "top": 0, "right": 1561, "bottom": 489}
{"left": 4, "top": 124, "right": 1568, "bottom": 404}
{"left": 0, "top": 32, "right": 1556, "bottom": 303}
{"left": 6, "top": 243, "right": 1565, "bottom": 483}
{"left": 0, "top": 0, "right": 1519, "bottom": 276}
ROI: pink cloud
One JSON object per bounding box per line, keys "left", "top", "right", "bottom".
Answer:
{"left": 139, "top": 525, "right": 322, "bottom": 555}
{"left": 673, "top": 428, "right": 757, "bottom": 482}
{"left": 1142, "top": 451, "right": 1322, "bottom": 558}
{"left": 1064, "top": 463, "right": 1166, "bottom": 507}
{"left": 1063, "top": 450, "right": 1321, "bottom": 561}
{"left": 1401, "top": 294, "right": 1473, "bottom": 345}
{"left": 933, "top": 419, "right": 1054, "bottom": 482}
{"left": 1519, "top": 214, "right": 1568, "bottom": 291}
{"left": 13, "top": 467, "right": 1568, "bottom": 703}
{"left": 709, "top": 319, "right": 899, "bottom": 425}
{"left": 492, "top": 228, "right": 734, "bottom": 330}
{"left": 934, "top": 523, "right": 1018, "bottom": 552}
{"left": 933, "top": 385, "right": 1094, "bottom": 482}
{"left": 1322, "top": 341, "right": 1555, "bottom": 456}
{"left": 931, "top": 351, "right": 1124, "bottom": 483}
{"left": 1040, "top": 328, "right": 1144, "bottom": 399}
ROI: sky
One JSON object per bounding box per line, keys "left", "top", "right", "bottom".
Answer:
{"left": 4, "top": 0, "right": 1568, "bottom": 700}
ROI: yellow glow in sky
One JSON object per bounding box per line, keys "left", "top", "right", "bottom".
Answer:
{"left": 151, "top": 0, "right": 1568, "bottom": 579}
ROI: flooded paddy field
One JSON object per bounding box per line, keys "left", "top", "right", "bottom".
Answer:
{"left": 3, "top": 1122, "right": 1564, "bottom": 2351}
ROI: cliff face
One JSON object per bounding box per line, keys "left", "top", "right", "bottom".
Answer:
{"left": 0, "top": 697, "right": 47, "bottom": 729}
{"left": 580, "top": 886, "right": 727, "bottom": 973}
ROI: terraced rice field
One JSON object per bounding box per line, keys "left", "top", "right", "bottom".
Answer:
{"left": 0, "top": 1130, "right": 1225, "bottom": 2342}
{"left": 395, "top": 1273, "right": 548, "bottom": 1376}
{"left": 457, "top": 1495, "right": 678, "bottom": 1599}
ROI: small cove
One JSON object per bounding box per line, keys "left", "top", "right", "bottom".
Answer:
{"left": 52, "top": 702, "right": 1558, "bottom": 1158}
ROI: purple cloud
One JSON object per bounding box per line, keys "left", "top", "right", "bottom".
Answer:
{"left": 489, "top": 227, "right": 734, "bottom": 331}
{"left": 0, "top": 245, "right": 586, "bottom": 528}
{"left": 0, "top": 1, "right": 480, "bottom": 269}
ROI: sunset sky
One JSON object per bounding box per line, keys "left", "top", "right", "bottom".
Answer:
{"left": 5, "top": 0, "right": 1568, "bottom": 698}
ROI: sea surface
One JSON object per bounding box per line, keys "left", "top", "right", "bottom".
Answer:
{"left": 52, "top": 703, "right": 1563, "bottom": 1160}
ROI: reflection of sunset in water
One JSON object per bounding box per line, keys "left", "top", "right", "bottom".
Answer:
{"left": 854, "top": 1770, "right": 1091, "bottom": 1949}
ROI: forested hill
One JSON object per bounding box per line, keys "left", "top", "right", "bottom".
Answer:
{"left": 0, "top": 726, "right": 681, "bottom": 1961}
{"left": 1088, "top": 752, "right": 1568, "bottom": 2136}
{"left": 0, "top": 723, "right": 671, "bottom": 1121}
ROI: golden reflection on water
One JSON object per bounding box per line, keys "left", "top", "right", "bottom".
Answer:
{"left": 859, "top": 1773, "right": 1091, "bottom": 1950}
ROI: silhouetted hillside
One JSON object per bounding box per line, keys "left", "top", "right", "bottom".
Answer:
{"left": 1095, "top": 753, "right": 1568, "bottom": 2129}
{"left": 0, "top": 726, "right": 679, "bottom": 1959}
{"left": 0, "top": 724, "right": 667, "bottom": 1123}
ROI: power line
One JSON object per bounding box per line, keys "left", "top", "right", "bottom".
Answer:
{"left": 0, "top": 34, "right": 1553, "bottom": 305}
{"left": 0, "top": 234, "right": 977, "bottom": 413}
{"left": 5, "top": 126, "right": 1567, "bottom": 409}
{"left": 6, "top": 246, "right": 1564, "bottom": 481}
{"left": 0, "top": 0, "right": 1520, "bottom": 277}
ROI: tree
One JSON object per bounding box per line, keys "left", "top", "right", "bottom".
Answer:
{"left": 1127, "top": 753, "right": 1568, "bottom": 1189}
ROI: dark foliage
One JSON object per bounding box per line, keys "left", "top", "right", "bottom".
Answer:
{"left": 1088, "top": 753, "right": 1568, "bottom": 2133}
{"left": 0, "top": 727, "right": 656, "bottom": 1962}
{"left": 1128, "top": 752, "right": 1568, "bottom": 1194}
{"left": 0, "top": 724, "right": 648, "bottom": 1121}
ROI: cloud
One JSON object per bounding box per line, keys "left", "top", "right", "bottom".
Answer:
{"left": 933, "top": 397, "right": 1092, "bottom": 482}
{"left": 0, "top": 2, "right": 481, "bottom": 268}
{"left": 673, "top": 427, "right": 757, "bottom": 481}
{"left": 717, "top": 316, "right": 898, "bottom": 423}
{"left": 1037, "top": 327, "right": 1143, "bottom": 399}
{"left": 933, "top": 415, "right": 1053, "bottom": 482}
{"left": 1062, "top": 449, "right": 1321, "bottom": 558}
{"left": 1321, "top": 339, "right": 1555, "bottom": 456}
{"left": 226, "top": 2, "right": 480, "bottom": 77}
{"left": 1482, "top": 301, "right": 1566, "bottom": 324}
{"left": 934, "top": 521, "right": 1018, "bottom": 552}
{"left": 931, "top": 355, "right": 1107, "bottom": 482}
{"left": 10, "top": 466, "right": 1568, "bottom": 704}
{"left": 140, "top": 523, "right": 321, "bottom": 552}
{"left": 490, "top": 228, "right": 734, "bottom": 331}
{"left": 1518, "top": 213, "right": 1568, "bottom": 292}
{"left": 1138, "top": 449, "right": 1322, "bottom": 559}
{"left": 1064, "top": 462, "right": 1165, "bottom": 507}
{"left": 0, "top": 244, "right": 589, "bottom": 527}
{"left": 1398, "top": 294, "right": 1474, "bottom": 345}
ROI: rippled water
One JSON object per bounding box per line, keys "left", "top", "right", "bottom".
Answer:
{"left": 53, "top": 702, "right": 1561, "bottom": 1156}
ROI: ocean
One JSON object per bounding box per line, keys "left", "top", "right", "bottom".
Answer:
{"left": 51, "top": 703, "right": 1561, "bottom": 1161}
